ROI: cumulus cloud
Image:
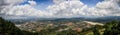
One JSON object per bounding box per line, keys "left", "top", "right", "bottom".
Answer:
{"left": 53, "top": 0, "right": 80, "bottom": 4}
{"left": 0, "top": 0, "right": 26, "bottom": 11}
{"left": 1, "top": 3, "right": 52, "bottom": 17}
{"left": 4, "top": 0, "right": 25, "bottom": 5}
{"left": 47, "top": 0, "right": 120, "bottom": 17}
{"left": 53, "top": 0, "right": 67, "bottom": 4}
{"left": 28, "top": 1, "right": 37, "bottom": 6}
{"left": 0, "top": 0, "right": 120, "bottom": 18}
{"left": 89, "top": 0, "right": 120, "bottom": 16}
{"left": 0, "top": 0, "right": 4, "bottom": 11}
{"left": 47, "top": 1, "right": 88, "bottom": 18}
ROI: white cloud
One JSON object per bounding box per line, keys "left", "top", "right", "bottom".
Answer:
{"left": 53, "top": 0, "right": 80, "bottom": 4}
{"left": 0, "top": 0, "right": 27, "bottom": 14}
{"left": 28, "top": 1, "right": 37, "bottom": 6}
{"left": 0, "top": 0, "right": 120, "bottom": 18}
{"left": 47, "top": 1, "right": 88, "bottom": 18}
{"left": 53, "top": 0, "right": 67, "bottom": 4}
{"left": 1, "top": 4, "right": 54, "bottom": 17}
{"left": 49, "top": 0, "right": 120, "bottom": 17}
{"left": 88, "top": 0, "right": 120, "bottom": 16}
{"left": 0, "top": 0, "right": 45, "bottom": 17}
{"left": 4, "top": 0, "right": 26, "bottom": 5}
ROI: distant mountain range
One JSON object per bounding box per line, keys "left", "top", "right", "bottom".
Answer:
{"left": 2, "top": 16, "right": 120, "bottom": 24}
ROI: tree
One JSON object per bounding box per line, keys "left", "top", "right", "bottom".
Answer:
{"left": 0, "top": 17, "right": 23, "bottom": 35}
{"left": 103, "top": 21, "right": 120, "bottom": 35}
{"left": 92, "top": 25, "right": 100, "bottom": 35}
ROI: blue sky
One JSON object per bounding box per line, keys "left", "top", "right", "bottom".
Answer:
{"left": 35, "top": 0, "right": 103, "bottom": 6}
{"left": 19, "top": 0, "right": 104, "bottom": 10}
{"left": 80, "top": 0, "right": 104, "bottom": 7}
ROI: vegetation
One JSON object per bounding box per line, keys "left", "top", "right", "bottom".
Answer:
{"left": 0, "top": 17, "right": 120, "bottom": 35}
{"left": 0, "top": 17, "right": 34, "bottom": 35}
{"left": 103, "top": 21, "right": 120, "bottom": 35}
{"left": 84, "top": 20, "right": 120, "bottom": 35}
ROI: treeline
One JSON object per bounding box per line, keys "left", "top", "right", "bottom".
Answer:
{"left": 0, "top": 17, "right": 120, "bottom": 35}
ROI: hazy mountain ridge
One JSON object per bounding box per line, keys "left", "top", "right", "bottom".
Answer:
{"left": 4, "top": 16, "right": 120, "bottom": 24}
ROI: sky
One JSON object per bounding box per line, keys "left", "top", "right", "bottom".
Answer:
{"left": 20, "top": 0, "right": 104, "bottom": 9}
{"left": 20, "top": 0, "right": 53, "bottom": 9}
{"left": 0, "top": 0, "right": 120, "bottom": 19}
